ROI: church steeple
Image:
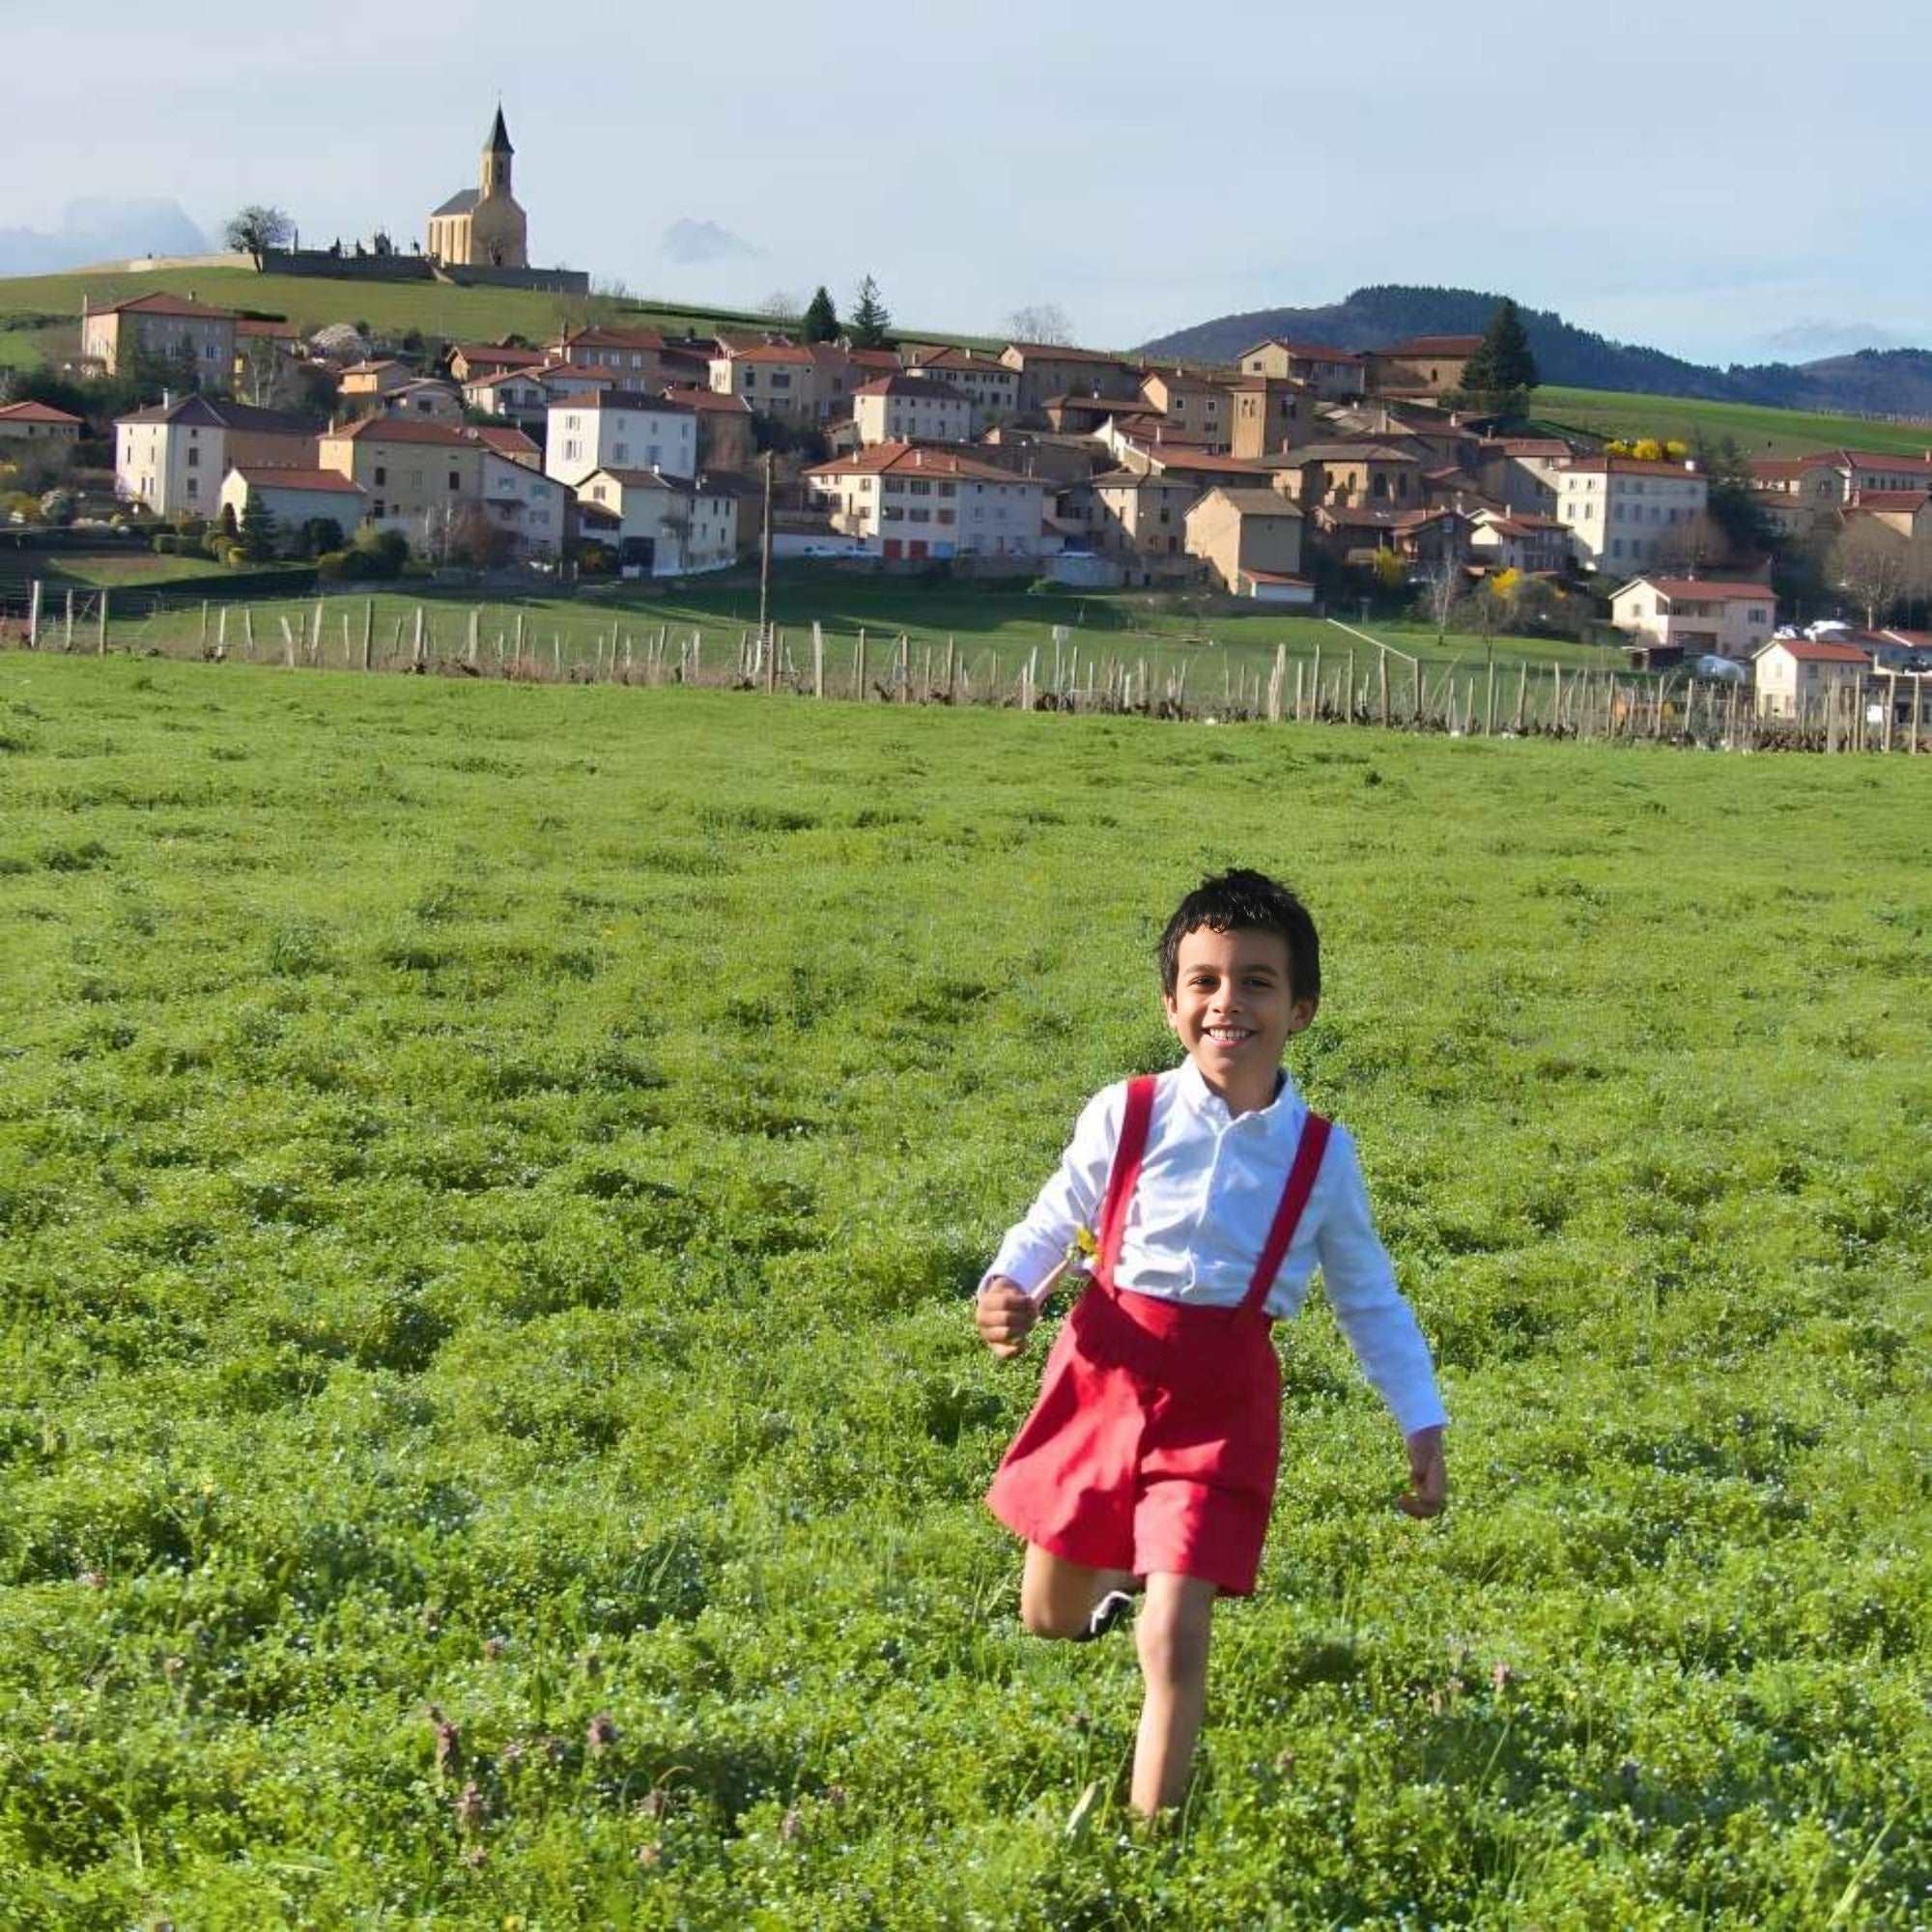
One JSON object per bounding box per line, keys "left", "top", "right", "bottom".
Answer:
{"left": 482, "top": 105, "right": 513, "bottom": 197}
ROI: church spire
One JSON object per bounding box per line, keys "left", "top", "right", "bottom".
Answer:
{"left": 486, "top": 104, "right": 513, "bottom": 156}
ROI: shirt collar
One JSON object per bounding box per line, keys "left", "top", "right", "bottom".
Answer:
{"left": 1175, "top": 1056, "right": 1304, "bottom": 1127}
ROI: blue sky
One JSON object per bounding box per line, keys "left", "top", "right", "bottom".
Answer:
{"left": 9, "top": 0, "right": 1927, "bottom": 359}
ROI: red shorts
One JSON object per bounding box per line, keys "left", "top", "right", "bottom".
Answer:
{"left": 985, "top": 1281, "right": 1282, "bottom": 1596}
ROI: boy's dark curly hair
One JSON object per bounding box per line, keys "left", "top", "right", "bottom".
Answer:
{"left": 1157, "top": 869, "right": 1321, "bottom": 1005}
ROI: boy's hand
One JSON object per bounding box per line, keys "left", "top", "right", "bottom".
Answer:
{"left": 1398, "top": 1426, "right": 1447, "bottom": 1519}
{"left": 977, "top": 1278, "right": 1039, "bottom": 1358}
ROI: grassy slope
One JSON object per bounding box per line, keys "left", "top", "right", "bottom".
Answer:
{"left": 0, "top": 656, "right": 1926, "bottom": 1927}
{"left": 1536, "top": 384, "right": 1932, "bottom": 459}
{"left": 0, "top": 265, "right": 1000, "bottom": 363}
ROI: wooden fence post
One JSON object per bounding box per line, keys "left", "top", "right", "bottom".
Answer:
{"left": 63, "top": 587, "right": 74, "bottom": 651}
{"left": 1266, "top": 644, "right": 1285, "bottom": 723}
{"left": 812, "top": 621, "right": 825, "bottom": 698}
{"left": 279, "top": 615, "right": 297, "bottom": 667}
{"left": 514, "top": 610, "right": 526, "bottom": 660}
{"left": 97, "top": 590, "right": 108, "bottom": 655}
{"left": 468, "top": 608, "right": 480, "bottom": 668}
{"left": 361, "top": 598, "right": 374, "bottom": 671}
{"left": 26, "top": 580, "right": 41, "bottom": 649}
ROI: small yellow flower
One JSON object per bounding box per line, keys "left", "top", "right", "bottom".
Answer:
{"left": 1064, "top": 1224, "right": 1098, "bottom": 1276}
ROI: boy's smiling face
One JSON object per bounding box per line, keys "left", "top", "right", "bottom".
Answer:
{"left": 1163, "top": 924, "right": 1316, "bottom": 1111}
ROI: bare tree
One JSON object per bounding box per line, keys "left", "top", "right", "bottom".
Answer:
{"left": 224, "top": 205, "right": 294, "bottom": 266}
{"left": 1419, "top": 555, "right": 1460, "bottom": 641}
{"left": 758, "top": 290, "right": 802, "bottom": 324}
{"left": 1833, "top": 519, "right": 1920, "bottom": 627}
{"left": 1006, "top": 302, "right": 1074, "bottom": 347}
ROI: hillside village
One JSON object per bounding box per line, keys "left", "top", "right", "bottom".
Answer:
{"left": 3, "top": 112, "right": 1931, "bottom": 716}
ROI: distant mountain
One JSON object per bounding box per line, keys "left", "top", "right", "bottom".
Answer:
{"left": 0, "top": 198, "right": 208, "bottom": 275}
{"left": 1140, "top": 285, "right": 1932, "bottom": 424}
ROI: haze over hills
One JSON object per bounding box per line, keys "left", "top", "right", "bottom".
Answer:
{"left": 1141, "top": 285, "right": 1932, "bottom": 424}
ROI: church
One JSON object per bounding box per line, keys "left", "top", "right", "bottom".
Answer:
{"left": 427, "top": 108, "right": 529, "bottom": 270}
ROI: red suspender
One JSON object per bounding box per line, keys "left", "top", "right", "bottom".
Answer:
{"left": 1242, "top": 1113, "right": 1331, "bottom": 1315}
{"left": 1094, "top": 1075, "right": 1157, "bottom": 1288}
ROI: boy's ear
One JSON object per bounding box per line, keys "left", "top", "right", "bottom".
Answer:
{"left": 1285, "top": 995, "right": 1318, "bottom": 1037}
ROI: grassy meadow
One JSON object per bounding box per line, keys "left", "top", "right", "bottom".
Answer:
{"left": 0, "top": 656, "right": 1927, "bottom": 1927}
{"left": 1535, "top": 386, "right": 1932, "bottom": 460}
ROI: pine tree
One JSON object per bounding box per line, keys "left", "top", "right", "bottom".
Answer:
{"left": 239, "top": 495, "right": 278, "bottom": 562}
{"left": 802, "top": 286, "right": 840, "bottom": 344}
{"left": 1460, "top": 298, "right": 1539, "bottom": 419}
{"left": 849, "top": 275, "right": 892, "bottom": 350}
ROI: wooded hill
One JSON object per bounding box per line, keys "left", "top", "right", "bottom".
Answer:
{"left": 1141, "top": 284, "right": 1932, "bottom": 421}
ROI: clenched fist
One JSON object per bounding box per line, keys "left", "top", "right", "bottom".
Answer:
{"left": 976, "top": 1278, "right": 1039, "bottom": 1358}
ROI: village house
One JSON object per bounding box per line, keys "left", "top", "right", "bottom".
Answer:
{"left": 1365, "top": 335, "right": 1482, "bottom": 398}
{"left": 1138, "top": 370, "right": 1231, "bottom": 450}
{"left": 1000, "top": 343, "right": 1140, "bottom": 415}
{"left": 545, "top": 391, "right": 697, "bottom": 488}
{"left": 904, "top": 347, "right": 1021, "bottom": 422}
{"left": 1468, "top": 509, "right": 1572, "bottom": 575}
{"left": 1608, "top": 575, "right": 1776, "bottom": 661}
{"left": 549, "top": 326, "right": 673, "bottom": 382}
{"left": 709, "top": 342, "right": 819, "bottom": 423}
{"left": 1183, "top": 488, "right": 1311, "bottom": 602}
{"left": 473, "top": 424, "right": 542, "bottom": 470}
{"left": 339, "top": 359, "right": 414, "bottom": 400}
{"left": 232, "top": 318, "right": 300, "bottom": 389}
{"left": 532, "top": 363, "right": 618, "bottom": 409}
{"left": 665, "top": 386, "right": 754, "bottom": 472}
{"left": 315, "top": 417, "right": 488, "bottom": 549}
{"left": 1042, "top": 392, "right": 1148, "bottom": 435}
{"left": 1087, "top": 469, "right": 1201, "bottom": 563}
{"left": 1557, "top": 454, "right": 1709, "bottom": 572}
{"left": 1236, "top": 340, "right": 1365, "bottom": 400}
{"left": 447, "top": 342, "right": 549, "bottom": 384}
{"left": 1228, "top": 377, "right": 1311, "bottom": 460}
{"left": 1478, "top": 436, "right": 1575, "bottom": 514}
{"left": 1285, "top": 442, "right": 1422, "bottom": 510}
{"left": 974, "top": 426, "right": 1108, "bottom": 487}
{"left": 1839, "top": 490, "right": 1932, "bottom": 544}
{"left": 114, "top": 393, "right": 318, "bottom": 518}
{"left": 81, "top": 291, "right": 238, "bottom": 386}
{"left": 810, "top": 344, "right": 902, "bottom": 421}
{"left": 1816, "top": 449, "right": 1932, "bottom": 498}
{"left": 372, "top": 379, "right": 465, "bottom": 425}
{"left": 806, "top": 442, "right": 1049, "bottom": 560}
{"left": 851, "top": 375, "right": 974, "bottom": 447}
{"left": 427, "top": 107, "right": 527, "bottom": 268}
{"left": 461, "top": 367, "right": 551, "bottom": 426}
{"left": 477, "top": 448, "right": 570, "bottom": 558}
{"left": 1311, "top": 503, "right": 1471, "bottom": 569}
{"left": 216, "top": 468, "right": 368, "bottom": 543}
{"left": 1125, "top": 446, "right": 1275, "bottom": 493}
{"left": 575, "top": 468, "right": 739, "bottom": 574}
{"left": 1747, "top": 452, "right": 1845, "bottom": 509}
{"left": 1751, "top": 635, "right": 1870, "bottom": 719}
{"left": 0, "top": 401, "right": 84, "bottom": 462}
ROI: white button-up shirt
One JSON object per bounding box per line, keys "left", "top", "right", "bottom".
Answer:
{"left": 983, "top": 1062, "right": 1447, "bottom": 1435}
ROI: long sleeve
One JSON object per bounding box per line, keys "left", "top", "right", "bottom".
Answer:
{"left": 1313, "top": 1127, "right": 1448, "bottom": 1435}
{"left": 980, "top": 1083, "right": 1122, "bottom": 1300}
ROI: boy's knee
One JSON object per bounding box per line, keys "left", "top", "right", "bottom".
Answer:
{"left": 1136, "top": 1593, "right": 1211, "bottom": 1684}
{"left": 1019, "top": 1598, "right": 1089, "bottom": 1640}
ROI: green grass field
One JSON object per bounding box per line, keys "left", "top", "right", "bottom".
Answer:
{"left": 0, "top": 655, "right": 1925, "bottom": 1925}
{"left": 0, "top": 266, "right": 1001, "bottom": 365}
{"left": 1536, "top": 385, "right": 1932, "bottom": 460}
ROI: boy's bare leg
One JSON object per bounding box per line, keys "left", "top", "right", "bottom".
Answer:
{"left": 1019, "top": 1544, "right": 1133, "bottom": 1638}
{"left": 1130, "top": 1572, "right": 1218, "bottom": 1815}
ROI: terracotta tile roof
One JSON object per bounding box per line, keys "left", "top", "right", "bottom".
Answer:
{"left": 90, "top": 291, "right": 238, "bottom": 320}
{"left": 1622, "top": 577, "right": 1773, "bottom": 602}
{"left": 663, "top": 384, "right": 753, "bottom": 414}
{"left": 114, "top": 395, "right": 318, "bottom": 434}
{"left": 1847, "top": 489, "right": 1929, "bottom": 510}
{"left": 1241, "top": 339, "right": 1363, "bottom": 364}
{"left": 1565, "top": 455, "right": 1703, "bottom": 477}
{"left": 1042, "top": 391, "right": 1140, "bottom": 413}
{"left": 807, "top": 441, "right": 1046, "bottom": 486}
{"left": 455, "top": 342, "right": 548, "bottom": 366}
{"left": 463, "top": 367, "right": 548, "bottom": 391}
{"left": 547, "top": 389, "right": 695, "bottom": 414}
{"left": 235, "top": 318, "right": 298, "bottom": 339}
{"left": 232, "top": 467, "right": 367, "bottom": 495}
{"left": 474, "top": 425, "right": 540, "bottom": 458}
{"left": 1194, "top": 487, "right": 1301, "bottom": 518}
{"left": 321, "top": 417, "right": 478, "bottom": 447}
{"left": 1377, "top": 335, "right": 1483, "bottom": 356}
{"left": 854, "top": 375, "right": 972, "bottom": 401}
{"left": 913, "top": 346, "right": 1012, "bottom": 376}
{"left": 1092, "top": 469, "right": 1197, "bottom": 491}
{"left": 1292, "top": 441, "right": 1420, "bottom": 464}
{"left": 537, "top": 364, "right": 616, "bottom": 386}
{"left": 1828, "top": 449, "right": 1932, "bottom": 473}
{"left": 554, "top": 326, "right": 669, "bottom": 352}
{"left": 0, "top": 401, "right": 83, "bottom": 425}
{"left": 721, "top": 343, "right": 816, "bottom": 366}
{"left": 1004, "top": 342, "right": 1133, "bottom": 363}
{"left": 1144, "top": 449, "right": 1275, "bottom": 477}
{"left": 1759, "top": 638, "right": 1868, "bottom": 664}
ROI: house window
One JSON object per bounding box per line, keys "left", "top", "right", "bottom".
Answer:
{"left": 613, "top": 443, "right": 628, "bottom": 462}
{"left": 186, "top": 446, "right": 199, "bottom": 468}
{"left": 374, "top": 466, "right": 386, "bottom": 486}
{"left": 449, "top": 470, "right": 461, "bottom": 491}
{"left": 374, "top": 500, "right": 385, "bottom": 518}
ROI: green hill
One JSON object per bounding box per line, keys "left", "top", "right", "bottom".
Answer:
{"left": 1534, "top": 384, "right": 1932, "bottom": 460}
{"left": 0, "top": 264, "right": 1002, "bottom": 367}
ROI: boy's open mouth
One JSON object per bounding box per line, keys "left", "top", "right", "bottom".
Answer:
{"left": 1204, "top": 1026, "right": 1254, "bottom": 1043}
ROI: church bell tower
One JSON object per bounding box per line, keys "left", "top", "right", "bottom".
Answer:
{"left": 482, "top": 105, "right": 514, "bottom": 200}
